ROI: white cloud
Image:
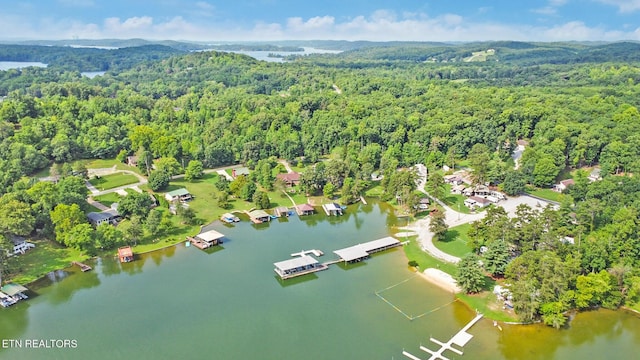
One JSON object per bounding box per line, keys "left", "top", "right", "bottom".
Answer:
{"left": 195, "top": 1, "right": 214, "bottom": 11}
{"left": 57, "top": 0, "right": 95, "bottom": 6}
{"left": 595, "top": 0, "right": 640, "bottom": 12}
{"left": 531, "top": 0, "right": 568, "bottom": 16}
{"left": 532, "top": 6, "right": 558, "bottom": 15}
{"left": 0, "top": 9, "right": 639, "bottom": 42}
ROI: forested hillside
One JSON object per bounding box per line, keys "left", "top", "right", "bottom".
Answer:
{"left": 2, "top": 43, "right": 640, "bottom": 323}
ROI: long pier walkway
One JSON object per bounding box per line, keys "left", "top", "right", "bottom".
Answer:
{"left": 402, "top": 313, "right": 483, "bottom": 360}
{"left": 73, "top": 261, "right": 92, "bottom": 272}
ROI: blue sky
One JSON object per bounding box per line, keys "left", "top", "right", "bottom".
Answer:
{"left": 1, "top": 0, "right": 639, "bottom": 41}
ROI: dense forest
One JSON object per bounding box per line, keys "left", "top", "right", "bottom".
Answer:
{"left": 1, "top": 41, "right": 640, "bottom": 325}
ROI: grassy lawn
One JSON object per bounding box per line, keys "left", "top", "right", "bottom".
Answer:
{"left": 402, "top": 236, "right": 458, "bottom": 276}
{"left": 434, "top": 223, "right": 473, "bottom": 258}
{"left": 402, "top": 235, "right": 517, "bottom": 322}
{"left": 7, "top": 239, "right": 86, "bottom": 284}
{"left": 457, "top": 291, "right": 518, "bottom": 322}
{"left": 364, "top": 181, "right": 384, "bottom": 197}
{"left": 93, "top": 193, "right": 122, "bottom": 207}
{"left": 525, "top": 186, "right": 565, "bottom": 203}
{"left": 81, "top": 159, "right": 143, "bottom": 175}
{"left": 89, "top": 173, "right": 139, "bottom": 190}
{"left": 85, "top": 204, "right": 103, "bottom": 213}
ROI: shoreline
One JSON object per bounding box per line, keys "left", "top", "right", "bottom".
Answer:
{"left": 418, "top": 267, "right": 461, "bottom": 293}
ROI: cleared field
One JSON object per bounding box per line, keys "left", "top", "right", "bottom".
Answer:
{"left": 89, "top": 173, "right": 139, "bottom": 190}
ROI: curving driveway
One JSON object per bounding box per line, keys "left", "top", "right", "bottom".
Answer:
{"left": 406, "top": 164, "right": 553, "bottom": 264}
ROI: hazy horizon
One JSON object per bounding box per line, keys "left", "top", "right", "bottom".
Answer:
{"left": 1, "top": 1, "right": 639, "bottom": 42}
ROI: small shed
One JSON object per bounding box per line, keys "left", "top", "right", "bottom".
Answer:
{"left": 118, "top": 246, "right": 134, "bottom": 263}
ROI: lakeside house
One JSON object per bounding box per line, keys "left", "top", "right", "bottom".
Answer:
{"left": 464, "top": 196, "right": 492, "bottom": 210}
{"left": 165, "top": 188, "right": 193, "bottom": 203}
{"left": 231, "top": 167, "right": 250, "bottom": 178}
{"left": 118, "top": 246, "right": 134, "bottom": 263}
{"left": 8, "top": 235, "right": 36, "bottom": 256}
{"left": 588, "top": 167, "right": 602, "bottom": 182}
{"left": 276, "top": 172, "right": 301, "bottom": 187}
{"left": 87, "top": 209, "right": 121, "bottom": 227}
{"left": 126, "top": 155, "right": 138, "bottom": 167}
{"left": 418, "top": 198, "right": 430, "bottom": 210}
{"left": 554, "top": 179, "right": 575, "bottom": 192}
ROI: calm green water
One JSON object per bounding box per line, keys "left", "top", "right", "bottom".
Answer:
{"left": 1, "top": 201, "right": 639, "bottom": 359}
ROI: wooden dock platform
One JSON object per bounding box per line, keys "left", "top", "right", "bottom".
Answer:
{"left": 186, "top": 236, "right": 212, "bottom": 250}
{"left": 403, "top": 313, "right": 484, "bottom": 360}
{"left": 73, "top": 261, "right": 92, "bottom": 272}
{"left": 291, "top": 249, "right": 324, "bottom": 257}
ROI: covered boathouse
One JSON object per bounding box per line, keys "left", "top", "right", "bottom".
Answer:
{"left": 248, "top": 209, "right": 271, "bottom": 224}
{"left": 322, "top": 203, "right": 343, "bottom": 216}
{"left": 118, "top": 246, "right": 134, "bottom": 263}
{"left": 188, "top": 229, "right": 225, "bottom": 249}
{"left": 295, "top": 203, "right": 315, "bottom": 216}
{"left": 333, "top": 237, "right": 401, "bottom": 263}
{"left": 274, "top": 255, "right": 328, "bottom": 279}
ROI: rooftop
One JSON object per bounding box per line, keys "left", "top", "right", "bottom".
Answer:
{"left": 166, "top": 188, "right": 190, "bottom": 197}
{"left": 274, "top": 255, "right": 319, "bottom": 272}
{"left": 1, "top": 283, "right": 28, "bottom": 296}
{"left": 249, "top": 209, "right": 270, "bottom": 219}
{"left": 296, "top": 204, "right": 314, "bottom": 212}
{"left": 118, "top": 246, "right": 133, "bottom": 257}
{"left": 196, "top": 229, "right": 225, "bottom": 242}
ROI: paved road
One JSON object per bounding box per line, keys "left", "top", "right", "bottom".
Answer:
{"left": 406, "top": 164, "right": 553, "bottom": 264}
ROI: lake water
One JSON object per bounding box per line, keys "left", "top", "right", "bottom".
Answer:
{"left": 81, "top": 71, "right": 106, "bottom": 78}
{"left": 0, "top": 61, "right": 47, "bottom": 71}
{"left": 216, "top": 47, "right": 342, "bottom": 63}
{"left": 1, "top": 200, "right": 639, "bottom": 359}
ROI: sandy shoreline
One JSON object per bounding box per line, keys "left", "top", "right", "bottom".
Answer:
{"left": 419, "top": 267, "right": 461, "bottom": 293}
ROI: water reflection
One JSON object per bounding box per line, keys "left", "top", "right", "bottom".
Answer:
{"left": 275, "top": 273, "right": 319, "bottom": 287}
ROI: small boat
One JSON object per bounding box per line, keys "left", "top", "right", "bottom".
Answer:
{"left": 185, "top": 241, "right": 191, "bottom": 247}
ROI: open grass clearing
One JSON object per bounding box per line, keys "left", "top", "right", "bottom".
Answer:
{"left": 7, "top": 239, "right": 86, "bottom": 284}
{"left": 525, "top": 186, "right": 565, "bottom": 203}
{"left": 93, "top": 192, "right": 122, "bottom": 207}
{"left": 89, "top": 173, "right": 139, "bottom": 191}
{"left": 434, "top": 223, "right": 473, "bottom": 258}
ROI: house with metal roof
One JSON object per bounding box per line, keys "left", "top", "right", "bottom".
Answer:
{"left": 164, "top": 188, "right": 192, "bottom": 202}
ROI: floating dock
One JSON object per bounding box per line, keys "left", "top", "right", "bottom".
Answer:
{"left": 274, "top": 255, "right": 329, "bottom": 279}
{"left": 73, "top": 261, "right": 92, "bottom": 272}
{"left": 333, "top": 237, "right": 401, "bottom": 263}
{"left": 275, "top": 237, "right": 400, "bottom": 280}
{"left": 221, "top": 212, "right": 240, "bottom": 223}
{"left": 291, "top": 249, "right": 324, "bottom": 257}
{"left": 402, "top": 313, "right": 484, "bottom": 360}
{"left": 187, "top": 229, "right": 225, "bottom": 250}
{"left": 322, "top": 203, "right": 343, "bottom": 216}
